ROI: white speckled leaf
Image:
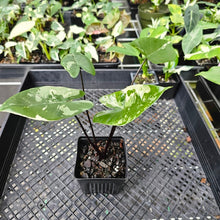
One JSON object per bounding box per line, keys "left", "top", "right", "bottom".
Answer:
{"left": 93, "top": 84, "right": 170, "bottom": 126}
{"left": 0, "top": 86, "right": 93, "bottom": 121}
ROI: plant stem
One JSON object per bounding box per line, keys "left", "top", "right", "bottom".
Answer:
{"left": 102, "top": 126, "right": 116, "bottom": 159}
{"left": 131, "top": 58, "right": 148, "bottom": 85}
{"left": 75, "top": 116, "right": 101, "bottom": 154}
{"left": 79, "top": 71, "right": 96, "bottom": 144}
{"left": 39, "top": 42, "right": 51, "bottom": 61}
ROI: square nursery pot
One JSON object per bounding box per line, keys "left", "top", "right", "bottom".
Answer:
{"left": 196, "top": 76, "right": 220, "bottom": 130}
{"left": 1, "top": 69, "right": 220, "bottom": 216}
{"left": 130, "top": 70, "right": 159, "bottom": 85}
{"left": 156, "top": 72, "right": 181, "bottom": 100}
{"left": 74, "top": 136, "right": 128, "bottom": 194}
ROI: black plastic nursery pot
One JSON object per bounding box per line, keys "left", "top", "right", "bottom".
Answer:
{"left": 157, "top": 73, "right": 181, "bottom": 100}
{"left": 126, "top": 0, "right": 139, "bottom": 19}
{"left": 1, "top": 69, "right": 220, "bottom": 219}
{"left": 138, "top": 2, "right": 170, "bottom": 28}
{"left": 130, "top": 70, "right": 159, "bottom": 85}
{"left": 74, "top": 136, "right": 127, "bottom": 194}
{"left": 196, "top": 76, "right": 220, "bottom": 130}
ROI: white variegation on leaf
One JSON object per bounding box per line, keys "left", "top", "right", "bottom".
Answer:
{"left": 93, "top": 84, "right": 170, "bottom": 126}
{"left": 9, "top": 21, "right": 35, "bottom": 39}
{"left": 0, "top": 86, "right": 94, "bottom": 121}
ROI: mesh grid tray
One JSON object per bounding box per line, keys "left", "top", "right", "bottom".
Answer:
{"left": 0, "top": 89, "right": 219, "bottom": 219}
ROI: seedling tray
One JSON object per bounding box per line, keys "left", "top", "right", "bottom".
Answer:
{"left": 0, "top": 69, "right": 220, "bottom": 219}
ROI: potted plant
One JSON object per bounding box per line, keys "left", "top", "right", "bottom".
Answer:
{"left": 107, "top": 35, "right": 178, "bottom": 88}
{"left": 0, "top": 0, "right": 65, "bottom": 64}
{"left": 69, "top": 2, "right": 131, "bottom": 68}
{"left": 0, "top": 52, "right": 170, "bottom": 194}
{"left": 138, "top": 0, "right": 170, "bottom": 28}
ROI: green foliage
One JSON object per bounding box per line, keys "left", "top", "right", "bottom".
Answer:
{"left": 184, "top": 4, "right": 200, "bottom": 33}
{"left": 93, "top": 84, "right": 170, "bottom": 126}
{"left": 131, "top": 37, "right": 177, "bottom": 64}
{"left": 0, "top": 86, "right": 94, "bottom": 121}
{"left": 196, "top": 66, "right": 220, "bottom": 85}
{"left": 61, "top": 53, "right": 96, "bottom": 78}
{"left": 185, "top": 45, "right": 220, "bottom": 60}
{"left": 107, "top": 37, "right": 177, "bottom": 78}
{"left": 182, "top": 25, "right": 203, "bottom": 55}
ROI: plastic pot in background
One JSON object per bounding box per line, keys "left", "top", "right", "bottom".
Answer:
{"left": 130, "top": 70, "right": 159, "bottom": 84}
{"left": 157, "top": 72, "right": 181, "bottom": 100}
{"left": 138, "top": 2, "right": 169, "bottom": 28}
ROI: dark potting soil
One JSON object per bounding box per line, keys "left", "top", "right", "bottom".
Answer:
{"left": 196, "top": 57, "right": 218, "bottom": 70}
{"left": 157, "top": 74, "right": 176, "bottom": 83}
{"left": 79, "top": 139, "right": 126, "bottom": 179}
{"left": 135, "top": 73, "right": 157, "bottom": 84}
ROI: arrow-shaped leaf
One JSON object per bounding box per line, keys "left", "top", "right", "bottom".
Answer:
{"left": 196, "top": 66, "right": 220, "bottom": 85}
{"left": 9, "top": 21, "right": 35, "bottom": 39}
{"left": 107, "top": 43, "right": 140, "bottom": 57}
{"left": 0, "top": 86, "right": 94, "bottom": 121}
{"left": 130, "top": 38, "right": 177, "bottom": 64}
{"left": 93, "top": 85, "right": 170, "bottom": 126}
{"left": 61, "top": 53, "right": 95, "bottom": 78}
{"left": 182, "top": 25, "right": 203, "bottom": 55}
{"left": 184, "top": 4, "right": 200, "bottom": 33}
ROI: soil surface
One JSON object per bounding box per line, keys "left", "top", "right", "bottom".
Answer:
{"left": 78, "top": 138, "right": 126, "bottom": 179}
{"left": 134, "top": 73, "right": 157, "bottom": 84}
{"left": 157, "top": 74, "right": 176, "bottom": 83}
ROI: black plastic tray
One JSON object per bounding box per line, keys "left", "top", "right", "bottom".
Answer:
{"left": 0, "top": 69, "right": 220, "bottom": 219}
{"left": 196, "top": 76, "right": 220, "bottom": 130}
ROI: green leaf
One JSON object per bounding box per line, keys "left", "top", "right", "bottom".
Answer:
{"left": 196, "top": 66, "right": 220, "bottom": 85}
{"left": 185, "top": 45, "right": 220, "bottom": 60}
{"left": 107, "top": 43, "right": 140, "bottom": 57}
{"left": 140, "top": 26, "right": 168, "bottom": 39}
{"left": 9, "top": 21, "right": 35, "bottom": 39}
{"left": 131, "top": 38, "right": 177, "bottom": 64}
{"left": 61, "top": 54, "right": 80, "bottom": 78}
{"left": 168, "top": 4, "right": 184, "bottom": 25}
{"left": 84, "top": 44, "right": 99, "bottom": 62}
{"left": 74, "top": 53, "right": 95, "bottom": 76}
{"left": 68, "top": 25, "right": 85, "bottom": 35}
{"left": 0, "top": 86, "right": 94, "bottom": 121}
{"left": 61, "top": 53, "right": 95, "bottom": 78}
{"left": 102, "top": 8, "right": 120, "bottom": 29}
{"left": 42, "top": 32, "right": 63, "bottom": 47}
{"left": 51, "top": 21, "right": 64, "bottom": 31}
{"left": 50, "top": 2, "right": 62, "bottom": 16}
{"left": 182, "top": 25, "right": 203, "bottom": 55}
{"left": 50, "top": 48, "right": 59, "bottom": 61}
{"left": 168, "top": 4, "right": 182, "bottom": 15}
{"left": 111, "top": 21, "right": 124, "bottom": 38}
{"left": 15, "top": 42, "right": 26, "bottom": 59}
{"left": 82, "top": 12, "right": 100, "bottom": 26}
{"left": 198, "top": 21, "right": 219, "bottom": 30}
{"left": 184, "top": 4, "right": 200, "bottom": 33}
{"left": 58, "top": 38, "right": 75, "bottom": 50}
{"left": 93, "top": 85, "right": 170, "bottom": 126}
